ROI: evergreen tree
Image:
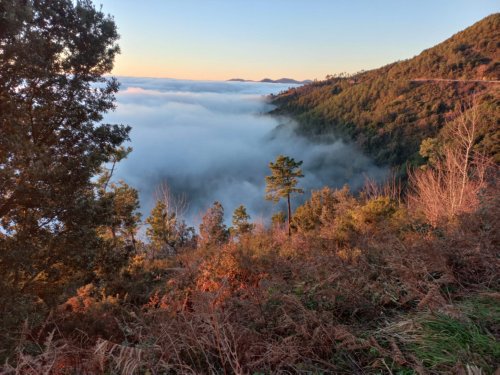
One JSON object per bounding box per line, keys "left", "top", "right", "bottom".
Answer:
{"left": 94, "top": 180, "right": 141, "bottom": 277}
{"left": 145, "top": 201, "right": 195, "bottom": 257}
{"left": 99, "top": 180, "right": 141, "bottom": 250}
{"left": 0, "top": 0, "right": 129, "bottom": 306}
{"left": 199, "top": 201, "right": 228, "bottom": 248}
{"left": 265, "top": 155, "right": 304, "bottom": 236}
{"left": 231, "top": 204, "right": 254, "bottom": 237}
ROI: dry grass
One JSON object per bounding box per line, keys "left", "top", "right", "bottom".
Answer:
{"left": 2, "top": 145, "right": 498, "bottom": 374}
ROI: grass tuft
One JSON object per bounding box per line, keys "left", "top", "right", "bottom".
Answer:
{"left": 410, "top": 295, "right": 500, "bottom": 373}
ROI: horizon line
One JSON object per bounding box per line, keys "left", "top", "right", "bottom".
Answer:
{"left": 105, "top": 74, "right": 315, "bottom": 83}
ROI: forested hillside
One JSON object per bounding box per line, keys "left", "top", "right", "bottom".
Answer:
{"left": 271, "top": 14, "right": 500, "bottom": 167}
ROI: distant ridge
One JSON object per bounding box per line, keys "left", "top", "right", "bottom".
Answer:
{"left": 228, "top": 77, "right": 312, "bottom": 84}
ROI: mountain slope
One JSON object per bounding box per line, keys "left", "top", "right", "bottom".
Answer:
{"left": 271, "top": 14, "right": 500, "bottom": 167}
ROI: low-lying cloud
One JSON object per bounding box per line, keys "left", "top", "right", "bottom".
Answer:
{"left": 105, "top": 77, "right": 386, "bottom": 225}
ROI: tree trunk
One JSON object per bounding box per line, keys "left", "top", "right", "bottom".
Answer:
{"left": 287, "top": 193, "right": 291, "bottom": 237}
{"left": 130, "top": 231, "right": 137, "bottom": 252}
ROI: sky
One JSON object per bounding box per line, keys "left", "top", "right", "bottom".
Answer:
{"left": 98, "top": 0, "right": 498, "bottom": 81}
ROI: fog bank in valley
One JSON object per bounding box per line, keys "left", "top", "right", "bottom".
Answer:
{"left": 105, "top": 77, "right": 387, "bottom": 225}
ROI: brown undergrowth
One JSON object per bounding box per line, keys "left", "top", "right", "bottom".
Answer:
{"left": 2, "top": 137, "right": 498, "bottom": 373}
{"left": 3, "top": 180, "right": 498, "bottom": 374}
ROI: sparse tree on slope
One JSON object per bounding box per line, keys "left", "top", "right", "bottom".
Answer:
{"left": 146, "top": 201, "right": 195, "bottom": 257}
{"left": 146, "top": 183, "right": 195, "bottom": 257}
{"left": 265, "top": 155, "right": 304, "bottom": 236}
{"left": 199, "top": 201, "right": 228, "bottom": 248}
{"left": 231, "top": 204, "right": 254, "bottom": 237}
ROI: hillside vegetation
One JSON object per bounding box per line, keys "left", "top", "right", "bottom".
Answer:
{"left": 4, "top": 122, "right": 499, "bottom": 373}
{"left": 271, "top": 14, "right": 500, "bottom": 167}
{"left": 1, "top": 4, "right": 499, "bottom": 374}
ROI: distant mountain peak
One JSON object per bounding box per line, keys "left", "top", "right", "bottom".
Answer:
{"left": 228, "top": 77, "right": 311, "bottom": 84}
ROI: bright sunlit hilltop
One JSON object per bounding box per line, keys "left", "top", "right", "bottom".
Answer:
{"left": 100, "top": 0, "right": 498, "bottom": 80}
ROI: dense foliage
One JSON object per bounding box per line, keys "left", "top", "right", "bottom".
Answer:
{"left": 4, "top": 147, "right": 498, "bottom": 373}
{"left": 0, "top": 0, "right": 131, "bottom": 351}
{"left": 271, "top": 14, "right": 500, "bottom": 167}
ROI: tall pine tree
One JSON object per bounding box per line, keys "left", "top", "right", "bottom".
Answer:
{"left": 265, "top": 155, "right": 304, "bottom": 236}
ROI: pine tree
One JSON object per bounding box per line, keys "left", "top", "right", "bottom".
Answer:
{"left": 145, "top": 183, "right": 195, "bottom": 257}
{"left": 0, "top": 0, "right": 129, "bottom": 305}
{"left": 199, "top": 201, "right": 228, "bottom": 248}
{"left": 265, "top": 155, "right": 304, "bottom": 236}
{"left": 146, "top": 201, "right": 195, "bottom": 257}
{"left": 231, "top": 205, "right": 254, "bottom": 237}
{"left": 102, "top": 181, "right": 141, "bottom": 247}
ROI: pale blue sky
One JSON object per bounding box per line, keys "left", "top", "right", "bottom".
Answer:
{"left": 98, "top": 0, "right": 498, "bottom": 81}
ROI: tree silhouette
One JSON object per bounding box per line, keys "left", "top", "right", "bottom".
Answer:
{"left": 265, "top": 155, "right": 304, "bottom": 236}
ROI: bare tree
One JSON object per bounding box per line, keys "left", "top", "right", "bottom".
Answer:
{"left": 363, "top": 169, "right": 403, "bottom": 204}
{"left": 409, "top": 98, "right": 491, "bottom": 226}
{"left": 452, "top": 98, "right": 479, "bottom": 209}
{"left": 154, "top": 181, "right": 189, "bottom": 220}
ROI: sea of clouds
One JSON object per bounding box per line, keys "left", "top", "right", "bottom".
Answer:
{"left": 104, "top": 77, "right": 386, "bottom": 226}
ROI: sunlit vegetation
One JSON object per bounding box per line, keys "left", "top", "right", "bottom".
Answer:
{"left": 265, "top": 155, "right": 304, "bottom": 236}
{"left": 3, "top": 139, "right": 498, "bottom": 373}
{"left": 271, "top": 14, "right": 500, "bottom": 168}
{"left": 0, "top": 1, "right": 499, "bottom": 374}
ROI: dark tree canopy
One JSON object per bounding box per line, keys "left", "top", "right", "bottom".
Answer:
{"left": 0, "top": 0, "right": 130, "bottom": 305}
